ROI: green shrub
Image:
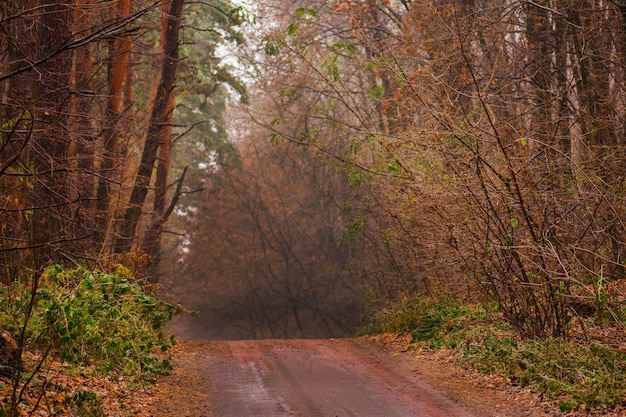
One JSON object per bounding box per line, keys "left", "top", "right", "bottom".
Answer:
{"left": 365, "top": 294, "right": 626, "bottom": 411}
{"left": 1, "top": 265, "right": 179, "bottom": 382}
{"left": 464, "top": 338, "right": 626, "bottom": 408}
{"left": 363, "top": 294, "right": 433, "bottom": 335}
{"left": 364, "top": 294, "right": 483, "bottom": 348}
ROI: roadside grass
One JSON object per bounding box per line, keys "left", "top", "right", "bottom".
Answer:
{"left": 364, "top": 295, "right": 626, "bottom": 413}
{"left": 0, "top": 265, "right": 180, "bottom": 416}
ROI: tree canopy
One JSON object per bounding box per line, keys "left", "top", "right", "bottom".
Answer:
{"left": 0, "top": 0, "right": 245, "bottom": 282}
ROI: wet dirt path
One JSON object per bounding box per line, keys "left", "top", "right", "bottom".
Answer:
{"left": 176, "top": 339, "right": 477, "bottom": 417}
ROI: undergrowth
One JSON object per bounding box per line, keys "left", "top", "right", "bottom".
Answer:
{"left": 365, "top": 294, "right": 626, "bottom": 413}
{"left": 0, "top": 265, "right": 180, "bottom": 416}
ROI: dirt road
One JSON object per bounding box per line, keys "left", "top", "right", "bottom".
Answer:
{"left": 148, "top": 338, "right": 493, "bottom": 417}
{"left": 204, "top": 339, "right": 476, "bottom": 417}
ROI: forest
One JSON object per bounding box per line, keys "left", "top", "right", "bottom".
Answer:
{"left": 173, "top": 0, "right": 626, "bottom": 341}
{"left": 1, "top": 0, "right": 626, "bottom": 415}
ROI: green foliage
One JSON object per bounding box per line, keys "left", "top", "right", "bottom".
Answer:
{"left": 285, "top": 8, "right": 317, "bottom": 38}
{"left": 365, "top": 294, "right": 626, "bottom": 411}
{"left": 464, "top": 337, "right": 626, "bottom": 409}
{"left": 0, "top": 109, "right": 32, "bottom": 141}
{"left": 344, "top": 216, "right": 364, "bottom": 239}
{"left": 294, "top": 7, "right": 317, "bottom": 19}
{"left": 345, "top": 164, "right": 372, "bottom": 187}
{"left": 385, "top": 160, "right": 402, "bottom": 176}
{"left": 263, "top": 35, "right": 283, "bottom": 56}
{"left": 348, "top": 138, "right": 362, "bottom": 155}
{"left": 67, "top": 389, "right": 105, "bottom": 417}
{"left": 411, "top": 303, "right": 465, "bottom": 346}
{"left": 365, "top": 296, "right": 417, "bottom": 332}
{"left": 287, "top": 22, "right": 300, "bottom": 36}
{"left": 321, "top": 56, "right": 341, "bottom": 81}
{"left": 1, "top": 266, "right": 179, "bottom": 382}
{"left": 364, "top": 295, "right": 476, "bottom": 348}
{"left": 369, "top": 85, "right": 384, "bottom": 100}
{"left": 329, "top": 42, "right": 357, "bottom": 58}
{"left": 163, "top": 0, "right": 249, "bottom": 258}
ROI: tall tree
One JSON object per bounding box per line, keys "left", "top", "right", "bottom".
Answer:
{"left": 116, "top": 0, "right": 185, "bottom": 254}
{"left": 95, "top": 0, "right": 133, "bottom": 245}
{"left": 68, "top": 0, "right": 97, "bottom": 241}
{"left": 0, "top": 0, "right": 192, "bottom": 278}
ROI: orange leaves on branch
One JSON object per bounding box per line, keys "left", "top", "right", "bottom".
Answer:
{"left": 333, "top": 2, "right": 358, "bottom": 14}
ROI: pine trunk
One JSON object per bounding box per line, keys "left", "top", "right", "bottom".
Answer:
{"left": 115, "top": 0, "right": 184, "bottom": 253}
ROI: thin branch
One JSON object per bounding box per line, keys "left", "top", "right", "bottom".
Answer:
{"left": 0, "top": 1, "right": 160, "bottom": 84}
{"left": 162, "top": 166, "right": 189, "bottom": 222}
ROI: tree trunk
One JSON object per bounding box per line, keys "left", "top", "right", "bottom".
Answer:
{"left": 95, "top": 0, "right": 132, "bottom": 247}
{"left": 69, "top": 0, "right": 97, "bottom": 246}
{"left": 141, "top": 89, "right": 175, "bottom": 280}
{"left": 140, "top": 0, "right": 180, "bottom": 275}
{"left": 116, "top": 0, "right": 184, "bottom": 253}
{"left": 31, "top": 0, "right": 74, "bottom": 269}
